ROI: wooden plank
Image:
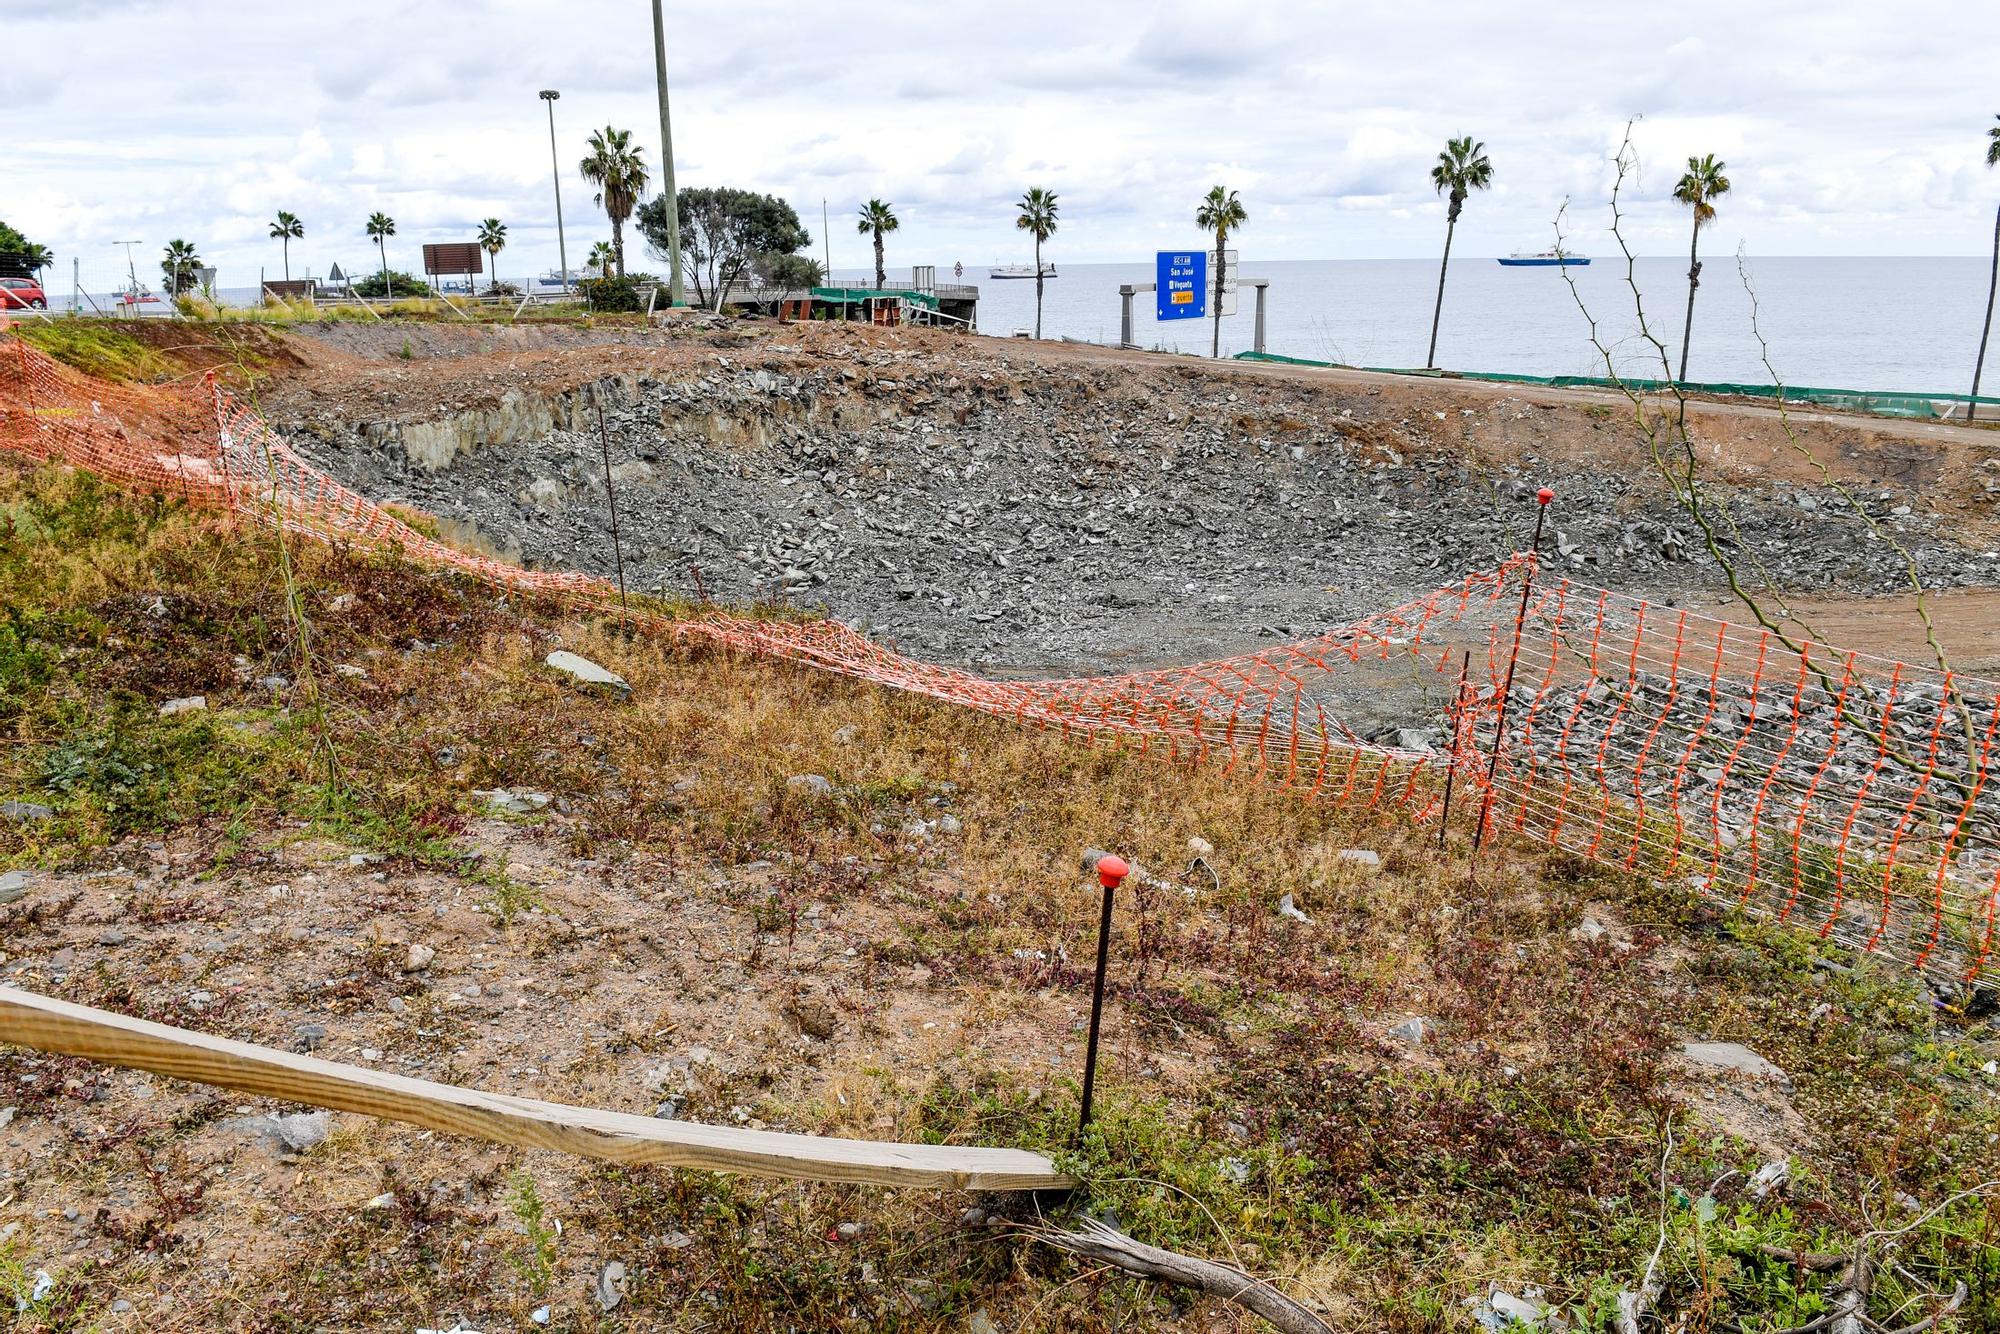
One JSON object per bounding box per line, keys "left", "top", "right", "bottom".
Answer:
{"left": 0, "top": 988, "right": 1070, "bottom": 1192}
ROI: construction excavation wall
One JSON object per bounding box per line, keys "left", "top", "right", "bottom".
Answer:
{"left": 259, "top": 324, "right": 2000, "bottom": 675}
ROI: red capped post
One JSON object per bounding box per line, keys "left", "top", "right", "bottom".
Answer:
{"left": 1076, "top": 851, "right": 1129, "bottom": 1141}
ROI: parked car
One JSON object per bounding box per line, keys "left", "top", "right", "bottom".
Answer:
{"left": 0, "top": 276, "right": 48, "bottom": 310}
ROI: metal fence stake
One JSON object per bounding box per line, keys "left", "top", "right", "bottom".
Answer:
{"left": 1472, "top": 488, "right": 1554, "bottom": 852}
{"left": 1438, "top": 649, "right": 1472, "bottom": 848}
{"left": 594, "top": 397, "right": 628, "bottom": 613}
{"left": 1076, "top": 853, "right": 1129, "bottom": 1144}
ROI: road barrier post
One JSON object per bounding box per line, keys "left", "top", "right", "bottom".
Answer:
{"left": 1076, "top": 852, "right": 1129, "bottom": 1142}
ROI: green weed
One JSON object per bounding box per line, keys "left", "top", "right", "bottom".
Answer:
{"left": 505, "top": 1171, "right": 559, "bottom": 1300}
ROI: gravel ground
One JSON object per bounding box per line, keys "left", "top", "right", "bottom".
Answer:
{"left": 270, "top": 324, "right": 2000, "bottom": 672}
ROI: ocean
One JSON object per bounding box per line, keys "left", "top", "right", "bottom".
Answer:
{"left": 835, "top": 256, "right": 1998, "bottom": 394}
{"left": 54, "top": 255, "right": 1995, "bottom": 395}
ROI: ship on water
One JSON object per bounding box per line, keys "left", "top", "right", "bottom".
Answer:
{"left": 1497, "top": 249, "right": 1590, "bottom": 267}
{"left": 988, "top": 262, "right": 1057, "bottom": 280}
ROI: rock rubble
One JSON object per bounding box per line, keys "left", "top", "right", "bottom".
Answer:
{"left": 279, "top": 343, "right": 1988, "bottom": 672}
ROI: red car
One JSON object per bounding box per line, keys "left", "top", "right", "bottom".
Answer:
{"left": 0, "top": 276, "right": 47, "bottom": 310}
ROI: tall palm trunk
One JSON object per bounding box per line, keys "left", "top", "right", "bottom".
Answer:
{"left": 612, "top": 218, "right": 626, "bottom": 277}
{"left": 1426, "top": 202, "right": 1460, "bottom": 369}
{"left": 1677, "top": 217, "right": 1702, "bottom": 384}
{"left": 1211, "top": 229, "right": 1226, "bottom": 358}
{"left": 377, "top": 238, "right": 388, "bottom": 295}
{"left": 282, "top": 239, "right": 291, "bottom": 283}
{"left": 1033, "top": 233, "right": 1044, "bottom": 339}
{"left": 873, "top": 232, "right": 885, "bottom": 289}
{"left": 1970, "top": 202, "right": 2000, "bottom": 424}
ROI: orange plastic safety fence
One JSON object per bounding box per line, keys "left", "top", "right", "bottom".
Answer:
{"left": 3, "top": 331, "right": 1995, "bottom": 990}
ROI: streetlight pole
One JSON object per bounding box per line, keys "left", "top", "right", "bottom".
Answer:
{"left": 650, "top": 0, "right": 685, "bottom": 308}
{"left": 539, "top": 90, "right": 570, "bottom": 293}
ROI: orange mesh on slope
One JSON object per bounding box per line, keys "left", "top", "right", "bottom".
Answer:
{"left": 4, "top": 331, "right": 1995, "bottom": 990}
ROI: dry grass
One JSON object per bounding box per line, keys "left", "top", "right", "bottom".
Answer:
{"left": 1, "top": 458, "right": 1996, "bottom": 1332}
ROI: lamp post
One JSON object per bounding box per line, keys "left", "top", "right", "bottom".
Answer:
{"left": 649, "top": 0, "right": 685, "bottom": 308}
{"left": 538, "top": 89, "right": 570, "bottom": 293}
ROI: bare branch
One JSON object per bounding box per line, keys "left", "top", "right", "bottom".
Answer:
{"left": 1027, "top": 1217, "right": 1331, "bottom": 1334}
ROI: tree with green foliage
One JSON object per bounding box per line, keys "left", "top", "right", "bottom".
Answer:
{"left": 365, "top": 212, "right": 396, "bottom": 295}
{"left": 1673, "top": 153, "right": 1731, "bottom": 383}
{"left": 478, "top": 218, "right": 508, "bottom": 293}
{"left": 160, "top": 239, "right": 202, "bottom": 298}
{"left": 20, "top": 243, "right": 53, "bottom": 288}
{"left": 0, "top": 219, "right": 30, "bottom": 254}
{"left": 759, "top": 253, "right": 824, "bottom": 288}
{"left": 579, "top": 127, "right": 647, "bottom": 277}
{"left": 1425, "top": 136, "right": 1493, "bottom": 369}
{"left": 351, "top": 270, "right": 432, "bottom": 299}
{"left": 1014, "top": 187, "right": 1059, "bottom": 339}
{"left": 1194, "top": 185, "right": 1246, "bottom": 358}
{"left": 587, "top": 241, "right": 616, "bottom": 281}
{"left": 855, "top": 199, "right": 899, "bottom": 289}
{"left": 0, "top": 221, "right": 50, "bottom": 290}
{"left": 637, "top": 188, "right": 812, "bottom": 309}
{"left": 1969, "top": 115, "right": 2000, "bottom": 423}
{"left": 269, "top": 211, "right": 304, "bottom": 282}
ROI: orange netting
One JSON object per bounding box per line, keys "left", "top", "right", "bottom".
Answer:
{"left": 4, "top": 330, "right": 1994, "bottom": 989}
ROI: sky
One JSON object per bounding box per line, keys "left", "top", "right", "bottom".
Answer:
{"left": 5, "top": 0, "right": 1997, "bottom": 291}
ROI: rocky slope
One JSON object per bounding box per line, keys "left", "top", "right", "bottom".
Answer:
{"left": 267, "top": 323, "right": 1998, "bottom": 671}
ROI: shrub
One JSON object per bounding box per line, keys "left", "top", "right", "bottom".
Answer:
{"left": 576, "top": 275, "right": 648, "bottom": 312}
{"left": 352, "top": 270, "right": 434, "bottom": 299}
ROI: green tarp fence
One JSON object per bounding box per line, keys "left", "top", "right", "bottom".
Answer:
{"left": 810, "top": 287, "right": 942, "bottom": 312}
{"left": 1230, "top": 351, "right": 2000, "bottom": 422}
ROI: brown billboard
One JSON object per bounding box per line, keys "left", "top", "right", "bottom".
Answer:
{"left": 422, "top": 242, "right": 484, "bottom": 276}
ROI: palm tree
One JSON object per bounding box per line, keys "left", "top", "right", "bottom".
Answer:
{"left": 269, "top": 211, "right": 304, "bottom": 282}
{"left": 1014, "top": 188, "right": 1059, "bottom": 339}
{"left": 1969, "top": 115, "right": 2000, "bottom": 423}
{"left": 159, "top": 239, "right": 202, "bottom": 299}
{"left": 1673, "top": 153, "right": 1732, "bottom": 383}
{"left": 1425, "top": 137, "right": 1493, "bottom": 369}
{"left": 20, "top": 243, "right": 52, "bottom": 294}
{"left": 365, "top": 212, "right": 396, "bottom": 294}
{"left": 1194, "top": 186, "right": 1247, "bottom": 358}
{"left": 587, "top": 241, "right": 616, "bottom": 281}
{"left": 855, "top": 199, "right": 899, "bottom": 289}
{"left": 579, "top": 127, "right": 647, "bottom": 277}
{"left": 478, "top": 217, "right": 508, "bottom": 293}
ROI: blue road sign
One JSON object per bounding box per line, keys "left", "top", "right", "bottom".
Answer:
{"left": 1156, "top": 250, "right": 1206, "bottom": 321}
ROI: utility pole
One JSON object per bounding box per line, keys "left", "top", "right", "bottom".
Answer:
{"left": 539, "top": 89, "right": 570, "bottom": 292}
{"left": 650, "top": 0, "right": 684, "bottom": 307}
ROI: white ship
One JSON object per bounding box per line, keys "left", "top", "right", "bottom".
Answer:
{"left": 988, "top": 262, "right": 1057, "bottom": 280}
